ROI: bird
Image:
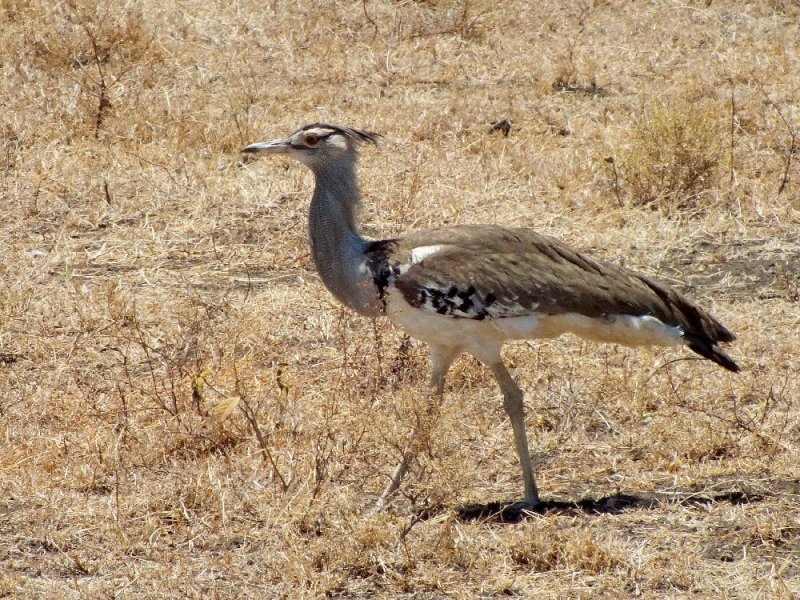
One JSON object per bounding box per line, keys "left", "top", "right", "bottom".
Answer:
{"left": 242, "top": 122, "right": 739, "bottom": 510}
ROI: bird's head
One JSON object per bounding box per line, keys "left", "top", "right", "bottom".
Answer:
{"left": 242, "top": 123, "right": 380, "bottom": 170}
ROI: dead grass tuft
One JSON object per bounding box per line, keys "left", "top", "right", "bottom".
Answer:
{"left": 509, "top": 523, "right": 625, "bottom": 575}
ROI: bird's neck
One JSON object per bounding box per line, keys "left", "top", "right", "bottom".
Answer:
{"left": 308, "top": 160, "right": 382, "bottom": 316}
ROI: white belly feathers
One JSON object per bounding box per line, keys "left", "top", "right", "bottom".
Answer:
{"left": 385, "top": 290, "right": 683, "bottom": 363}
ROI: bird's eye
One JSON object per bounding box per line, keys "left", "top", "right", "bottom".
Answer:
{"left": 304, "top": 134, "right": 320, "bottom": 146}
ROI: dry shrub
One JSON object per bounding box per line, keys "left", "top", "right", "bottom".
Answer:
{"left": 5, "top": 0, "right": 161, "bottom": 141}
{"left": 613, "top": 98, "right": 725, "bottom": 212}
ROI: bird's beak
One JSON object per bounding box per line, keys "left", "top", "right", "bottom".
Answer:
{"left": 241, "top": 139, "right": 291, "bottom": 154}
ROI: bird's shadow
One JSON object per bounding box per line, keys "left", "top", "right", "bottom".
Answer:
{"left": 413, "top": 490, "right": 760, "bottom": 524}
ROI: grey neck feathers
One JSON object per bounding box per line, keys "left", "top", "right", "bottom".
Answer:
{"left": 307, "top": 158, "right": 383, "bottom": 317}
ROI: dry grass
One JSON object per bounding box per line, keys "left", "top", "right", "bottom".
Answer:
{"left": 1, "top": 0, "right": 799, "bottom": 597}
{"left": 612, "top": 97, "right": 725, "bottom": 211}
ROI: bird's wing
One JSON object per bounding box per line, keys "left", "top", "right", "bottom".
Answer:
{"left": 383, "top": 225, "right": 735, "bottom": 344}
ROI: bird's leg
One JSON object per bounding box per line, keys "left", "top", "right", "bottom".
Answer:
{"left": 371, "top": 345, "right": 459, "bottom": 512}
{"left": 489, "top": 361, "right": 541, "bottom": 507}
{"left": 429, "top": 345, "right": 459, "bottom": 396}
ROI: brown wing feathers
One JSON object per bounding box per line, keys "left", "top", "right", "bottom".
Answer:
{"left": 387, "top": 225, "right": 739, "bottom": 372}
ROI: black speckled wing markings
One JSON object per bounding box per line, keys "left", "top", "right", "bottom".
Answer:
{"left": 413, "top": 283, "right": 493, "bottom": 319}
{"left": 363, "top": 238, "right": 522, "bottom": 320}
{"left": 392, "top": 245, "right": 537, "bottom": 321}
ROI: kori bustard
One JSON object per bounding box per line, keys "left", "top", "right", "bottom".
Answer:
{"left": 242, "top": 123, "right": 739, "bottom": 509}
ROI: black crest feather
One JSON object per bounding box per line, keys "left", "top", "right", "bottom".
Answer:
{"left": 299, "top": 123, "right": 381, "bottom": 145}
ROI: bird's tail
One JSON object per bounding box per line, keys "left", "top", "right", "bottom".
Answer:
{"left": 638, "top": 276, "right": 740, "bottom": 373}
{"left": 684, "top": 333, "right": 740, "bottom": 372}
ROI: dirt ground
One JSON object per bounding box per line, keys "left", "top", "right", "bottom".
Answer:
{"left": 1, "top": 1, "right": 799, "bottom": 598}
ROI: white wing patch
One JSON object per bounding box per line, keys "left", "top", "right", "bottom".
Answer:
{"left": 391, "top": 244, "right": 446, "bottom": 278}
{"left": 410, "top": 245, "right": 445, "bottom": 264}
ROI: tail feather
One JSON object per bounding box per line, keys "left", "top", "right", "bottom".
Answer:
{"left": 685, "top": 334, "right": 740, "bottom": 373}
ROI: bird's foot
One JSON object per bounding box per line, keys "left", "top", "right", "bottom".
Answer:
{"left": 455, "top": 497, "right": 544, "bottom": 522}
{"left": 508, "top": 499, "right": 544, "bottom": 515}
